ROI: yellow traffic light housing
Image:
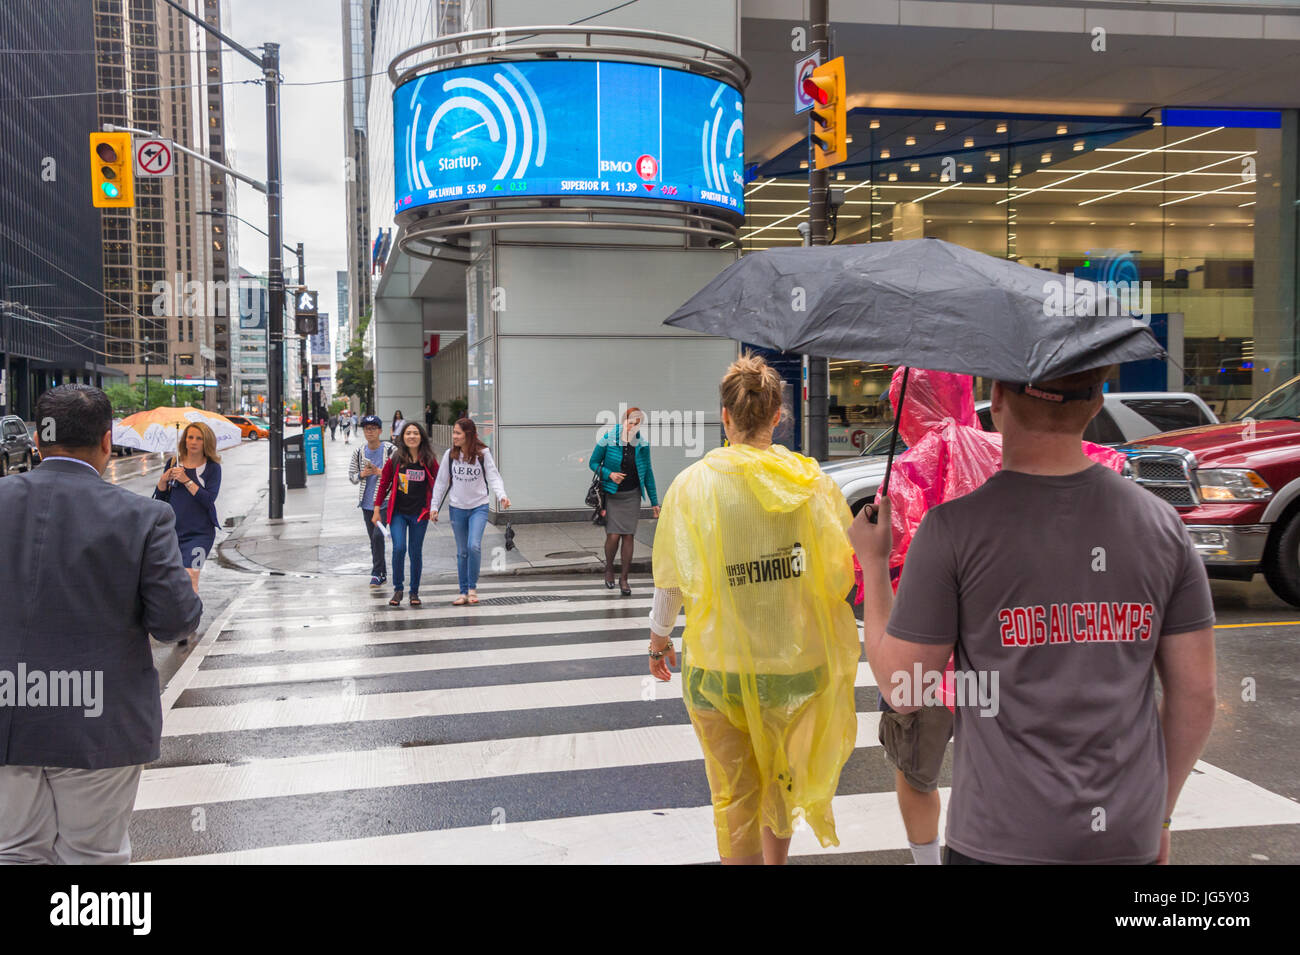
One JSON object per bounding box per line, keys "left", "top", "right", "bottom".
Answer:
{"left": 806, "top": 57, "right": 847, "bottom": 170}
{"left": 90, "top": 132, "right": 134, "bottom": 208}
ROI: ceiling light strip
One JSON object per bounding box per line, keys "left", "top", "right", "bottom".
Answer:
{"left": 997, "top": 128, "right": 1222, "bottom": 205}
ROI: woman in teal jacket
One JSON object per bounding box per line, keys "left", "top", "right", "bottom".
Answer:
{"left": 590, "top": 407, "right": 659, "bottom": 595}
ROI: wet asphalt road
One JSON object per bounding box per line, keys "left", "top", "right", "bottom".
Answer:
{"left": 111, "top": 443, "right": 1300, "bottom": 864}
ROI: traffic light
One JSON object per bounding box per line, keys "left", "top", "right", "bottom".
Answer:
{"left": 804, "top": 56, "right": 846, "bottom": 170}
{"left": 293, "top": 287, "right": 319, "bottom": 336}
{"left": 89, "top": 131, "right": 134, "bottom": 208}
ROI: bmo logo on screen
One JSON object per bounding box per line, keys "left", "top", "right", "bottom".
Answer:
{"left": 598, "top": 155, "right": 659, "bottom": 179}
{"left": 635, "top": 154, "right": 658, "bottom": 180}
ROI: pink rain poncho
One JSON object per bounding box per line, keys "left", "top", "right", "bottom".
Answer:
{"left": 855, "top": 368, "right": 1128, "bottom": 707}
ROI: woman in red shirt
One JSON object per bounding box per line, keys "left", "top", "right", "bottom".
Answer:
{"left": 373, "top": 422, "right": 438, "bottom": 607}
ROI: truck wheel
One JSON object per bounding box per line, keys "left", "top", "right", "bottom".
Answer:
{"left": 1262, "top": 514, "right": 1300, "bottom": 607}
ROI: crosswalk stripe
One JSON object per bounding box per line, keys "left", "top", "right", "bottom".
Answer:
{"left": 205, "top": 614, "right": 685, "bottom": 656}
{"left": 140, "top": 759, "right": 1300, "bottom": 864}
{"left": 164, "top": 664, "right": 879, "bottom": 736}
{"left": 136, "top": 713, "right": 884, "bottom": 811}
{"left": 219, "top": 596, "right": 657, "bottom": 631}
{"left": 143, "top": 790, "right": 920, "bottom": 864}
{"left": 243, "top": 577, "right": 654, "bottom": 602}
{"left": 188, "top": 638, "right": 675, "bottom": 688}
{"left": 233, "top": 586, "right": 652, "bottom": 615}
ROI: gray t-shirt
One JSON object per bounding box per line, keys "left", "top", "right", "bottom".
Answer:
{"left": 888, "top": 463, "right": 1215, "bottom": 864}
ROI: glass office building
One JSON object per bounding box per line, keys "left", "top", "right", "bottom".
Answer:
{"left": 745, "top": 108, "right": 1294, "bottom": 455}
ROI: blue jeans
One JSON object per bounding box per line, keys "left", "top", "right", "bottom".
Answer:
{"left": 450, "top": 504, "right": 489, "bottom": 593}
{"left": 389, "top": 512, "right": 428, "bottom": 594}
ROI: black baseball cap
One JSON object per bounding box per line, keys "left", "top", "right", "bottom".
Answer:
{"left": 359, "top": 415, "right": 383, "bottom": 428}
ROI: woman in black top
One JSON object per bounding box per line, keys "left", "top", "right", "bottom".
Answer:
{"left": 588, "top": 407, "right": 659, "bottom": 595}
{"left": 372, "top": 422, "right": 438, "bottom": 608}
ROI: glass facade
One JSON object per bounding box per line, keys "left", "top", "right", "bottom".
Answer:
{"left": 1, "top": 0, "right": 107, "bottom": 417}
{"left": 746, "top": 109, "right": 1294, "bottom": 456}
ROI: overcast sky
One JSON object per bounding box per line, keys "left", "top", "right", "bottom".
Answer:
{"left": 223, "top": 0, "right": 348, "bottom": 341}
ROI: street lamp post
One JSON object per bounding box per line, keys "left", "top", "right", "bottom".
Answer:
{"left": 143, "top": 337, "right": 151, "bottom": 410}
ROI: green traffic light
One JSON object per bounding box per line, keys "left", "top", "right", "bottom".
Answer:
{"left": 101, "top": 182, "right": 120, "bottom": 199}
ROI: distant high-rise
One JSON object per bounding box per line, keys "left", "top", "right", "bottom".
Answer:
{"left": 0, "top": 0, "right": 113, "bottom": 418}
{"left": 336, "top": 270, "right": 349, "bottom": 363}
{"left": 232, "top": 268, "right": 268, "bottom": 414}
{"left": 93, "top": 0, "right": 233, "bottom": 409}
{"left": 341, "top": 0, "right": 373, "bottom": 345}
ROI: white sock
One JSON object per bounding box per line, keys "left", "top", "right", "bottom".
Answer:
{"left": 908, "top": 838, "right": 941, "bottom": 865}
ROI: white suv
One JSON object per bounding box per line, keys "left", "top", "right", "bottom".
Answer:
{"left": 821, "top": 391, "right": 1218, "bottom": 514}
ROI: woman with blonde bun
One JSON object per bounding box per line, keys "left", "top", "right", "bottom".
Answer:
{"left": 648, "top": 352, "right": 860, "bottom": 865}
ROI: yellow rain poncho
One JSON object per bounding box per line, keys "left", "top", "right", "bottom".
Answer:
{"left": 653, "top": 443, "right": 860, "bottom": 856}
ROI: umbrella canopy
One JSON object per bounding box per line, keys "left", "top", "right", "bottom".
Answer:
{"left": 665, "top": 238, "right": 1164, "bottom": 382}
{"left": 114, "top": 407, "right": 242, "bottom": 454}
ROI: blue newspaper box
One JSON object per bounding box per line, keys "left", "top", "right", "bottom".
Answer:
{"left": 304, "top": 425, "right": 325, "bottom": 475}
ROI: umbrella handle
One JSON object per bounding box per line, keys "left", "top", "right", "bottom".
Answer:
{"left": 870, "top": 365, "right": 910, "bottom": 524}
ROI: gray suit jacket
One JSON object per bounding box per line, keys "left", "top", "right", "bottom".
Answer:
{"left": 0, "top": 458, "right": 202, "bottom": 769}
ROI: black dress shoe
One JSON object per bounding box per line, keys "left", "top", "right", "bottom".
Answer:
{"left": 620, "top": 581, "right": 632, "bottom": 597}
{"left": 604, "top": 568, "right": 616, "bottom": 589}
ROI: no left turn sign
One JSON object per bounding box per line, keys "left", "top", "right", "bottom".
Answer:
{"left": 135, "top": 139, "right": 174, "bottom": 177}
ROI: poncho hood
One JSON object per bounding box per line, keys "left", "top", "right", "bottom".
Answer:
{"left": 890, "top": 366, "right": 977, "bottom": 446}
{"left": 705, "top": 443, "right": 823, "bottom": 514}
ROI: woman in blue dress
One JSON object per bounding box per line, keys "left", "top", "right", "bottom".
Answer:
{"left": 154, "top": 421, "right": 222, "bottom": 594}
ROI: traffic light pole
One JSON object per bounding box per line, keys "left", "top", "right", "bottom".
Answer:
{"left": 265, "top": 43, "right": 287, "bottom": 516}
{"left": 806, "top": 0, "right": 830, "bottom": 462}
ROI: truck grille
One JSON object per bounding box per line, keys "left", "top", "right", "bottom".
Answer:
{"left": 1126, "top": 451, "right": 1197, "bottom": 507}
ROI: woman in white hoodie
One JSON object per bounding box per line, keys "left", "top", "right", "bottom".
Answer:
{"left": 430, "top": 417, "right": 510, "bottom": 605}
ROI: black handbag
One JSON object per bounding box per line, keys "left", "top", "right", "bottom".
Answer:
{"left": 585, "top": 471, "right": 604, "bottom": 510}
{"left": 586, "top": 472, "right": 607, "bottom": 525}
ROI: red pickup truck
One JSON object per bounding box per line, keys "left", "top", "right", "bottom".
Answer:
{"left": 1124, "top": 373, "right": 1300, "bottom": 606}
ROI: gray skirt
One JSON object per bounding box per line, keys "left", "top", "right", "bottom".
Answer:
{"left": 605, "top": 487, "right": 642, "bottom": 535}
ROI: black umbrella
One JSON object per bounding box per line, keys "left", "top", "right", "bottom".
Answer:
{"left": 665, "top": 238, "right": 1164, "bottom": 506}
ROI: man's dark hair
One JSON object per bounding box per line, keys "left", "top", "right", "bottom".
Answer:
{"left": 35, "top": 384, "right": 113, "bottom": 450}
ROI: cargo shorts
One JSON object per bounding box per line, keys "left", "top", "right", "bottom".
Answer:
{"left": 877, "top": 695, "right": 954, "bottom": 793}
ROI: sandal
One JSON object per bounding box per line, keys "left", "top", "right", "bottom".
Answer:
{"left": 409, "top": 594, "right": 422, "bottom": 607}
{"left": 467, "top": 591, "right": 480, "bottom": 605}
{"left": 389, "top": 589, "right": 404, "bottom": 607}
{"left": 452, "top": 594, "right": 468, "bottom": 606}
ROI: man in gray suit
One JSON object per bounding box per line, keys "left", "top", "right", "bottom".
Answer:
{"left": 0, "top": 384, "right": 202, "bottom": 863}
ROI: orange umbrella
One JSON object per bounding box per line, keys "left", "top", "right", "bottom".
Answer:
{"left": 114, "top": 407, "right": 242, "bottom": 453}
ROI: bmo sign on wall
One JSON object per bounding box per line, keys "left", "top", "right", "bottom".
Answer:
{"left": 393, "top": 60, "right": 744, "bottom": 218}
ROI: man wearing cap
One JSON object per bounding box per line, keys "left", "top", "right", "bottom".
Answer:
{"left": 850, "top": 365, "right": 1218, "bottom": 864}
{"left": 348, "top": 415, "right": 397, "bottom": 587}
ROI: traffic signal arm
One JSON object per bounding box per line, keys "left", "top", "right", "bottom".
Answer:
{"left": 90, "top": 131, "right": 135, "bottom": 208}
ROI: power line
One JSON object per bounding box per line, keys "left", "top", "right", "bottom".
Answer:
{"left": 0, "top": 75, "right": 262, "bottom": 104}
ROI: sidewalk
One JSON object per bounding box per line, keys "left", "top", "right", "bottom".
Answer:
{"left": 217, "top": 436, "right": 656, "bottom": 579}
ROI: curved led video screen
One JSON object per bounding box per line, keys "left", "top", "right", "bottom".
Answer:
{"left": 393, "top": 60, "right": 744, "bottom": 218}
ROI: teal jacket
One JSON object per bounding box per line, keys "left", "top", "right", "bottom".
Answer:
{"left": 589, "top": 425, "right": 658, "bottom": 506}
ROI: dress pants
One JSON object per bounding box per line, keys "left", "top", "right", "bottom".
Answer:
{"left": 362, "top": 507, "right": 387, "bottom": 578}
{"left": 0, "top": 764, "right": 142, "bottom": 864}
